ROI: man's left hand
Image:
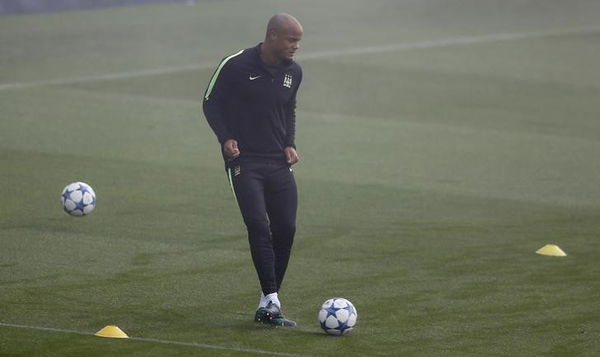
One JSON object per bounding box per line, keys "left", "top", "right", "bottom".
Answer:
{"left": 284, "top": 147, "right": 299, "bottom": 165}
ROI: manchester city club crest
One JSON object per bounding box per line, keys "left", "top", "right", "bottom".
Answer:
{"left": 283, "top": 74, "right": 292, "bottom": 88}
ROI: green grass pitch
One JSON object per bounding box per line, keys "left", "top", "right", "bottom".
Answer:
{"left": 1, "top": 0, "right": 600, "bottom": 356}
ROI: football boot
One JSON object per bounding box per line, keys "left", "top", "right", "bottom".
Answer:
{"left": 254, "top": 302, "right": 296, "bottom": 327}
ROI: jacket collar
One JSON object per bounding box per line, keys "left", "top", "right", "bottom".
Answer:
{"left": 253, "top": 43, "right": 294, "bottom": 69}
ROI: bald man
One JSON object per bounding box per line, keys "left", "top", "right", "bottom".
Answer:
{"left": 203, "top": 13, "right": 303, "bottom": 327}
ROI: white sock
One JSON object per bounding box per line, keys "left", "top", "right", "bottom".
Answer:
{"left": 258, "top": 293, "right": 267, "bottom": 308}
{"left": 258, "top": 292, "right": 280, "bottom": 309}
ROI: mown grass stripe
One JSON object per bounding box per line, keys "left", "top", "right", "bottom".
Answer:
{"left": 1, "top": 26, "right": 599, "bottom": 92}
{"left": 0, "top": 322, "right": 314, "bottom": 357}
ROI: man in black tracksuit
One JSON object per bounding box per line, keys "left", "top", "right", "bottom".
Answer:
{"left": 203, "top": 13, "right": 303, "bottom": 327}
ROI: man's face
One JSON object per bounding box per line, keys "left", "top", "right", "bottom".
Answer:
{"left": 271, "top": 26, "right": 303, "bottom": 61}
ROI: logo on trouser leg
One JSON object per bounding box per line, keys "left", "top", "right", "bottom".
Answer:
{"left": 233, "top": 166, "right": 241, "bottom": 176}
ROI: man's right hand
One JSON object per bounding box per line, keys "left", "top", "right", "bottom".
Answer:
{"left": 223, "top": 139, "right": 240, "bottom": 158}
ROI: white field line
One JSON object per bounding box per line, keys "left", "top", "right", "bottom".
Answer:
{"left": 0, "top": 64, "right": 208, "bottom": 91}
{"left": 299, "top": 25, "right": 600, "bottom": 60}
{"left": 1, "top": 25, "right": 599, "bottom": 92}
{"left": 0, "top": 322, "right": 314, "bottom": 357}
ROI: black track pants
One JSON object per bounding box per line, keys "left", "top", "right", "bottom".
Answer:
{"left": 227, "top": 158, "right": 297, "bottom": 295}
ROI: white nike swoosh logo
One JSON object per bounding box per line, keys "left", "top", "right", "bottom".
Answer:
{"left": 249, "top": 75, "right": 261, "bottom": 80}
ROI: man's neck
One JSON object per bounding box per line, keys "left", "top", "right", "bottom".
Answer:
{"left": 259, "top": 43, "right": 281, "bottom": 66}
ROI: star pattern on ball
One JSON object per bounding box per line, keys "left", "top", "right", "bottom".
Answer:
{"left": 319, "top": 298, "right": 357, "bottom": 335}
{"left": 325, "top": 304, "right": 339, "bottom": 317}
{"left": 61, "top": 182, "right": 96, "bottom": 217}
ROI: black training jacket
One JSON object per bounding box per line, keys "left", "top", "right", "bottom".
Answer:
{"left": 203, "top": 43, "right": 303, "bottom": 162}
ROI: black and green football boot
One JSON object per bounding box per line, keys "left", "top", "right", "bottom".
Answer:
{"left": 254, "top": 302, "right": 297, "bottom": 327}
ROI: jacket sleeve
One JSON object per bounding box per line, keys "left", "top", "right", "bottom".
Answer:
{"left": 284, "top": 67, "right": 302, "bottom": 149}
{"left": 203, "top": 59, "right": 235, "bottom": 145}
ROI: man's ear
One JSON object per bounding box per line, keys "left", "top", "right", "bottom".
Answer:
{"left": 267, "top": 30, "right": 278, "bottom": 42}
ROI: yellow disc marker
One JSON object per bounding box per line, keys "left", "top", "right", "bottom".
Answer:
{"left": 535, "top": 244, "right": 567, "bottom": 257}
{"left": 95, "top": 325, "right": 129, "bottom": 338}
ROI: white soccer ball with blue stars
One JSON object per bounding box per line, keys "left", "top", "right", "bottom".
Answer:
{"left": 318, "top": 297, "right": 358, "bottom": 335}
{"left": 61, "top": 182, "right": 96, "bottom": 217}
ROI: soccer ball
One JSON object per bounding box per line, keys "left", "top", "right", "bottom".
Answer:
{"left": 61, "top": 182, "right": 96, "bottom": 217}
{"left": 318, "top": 297, "right": 358, "bottom": 335}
